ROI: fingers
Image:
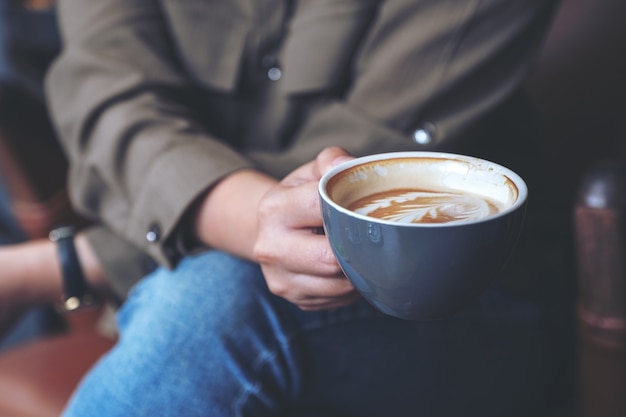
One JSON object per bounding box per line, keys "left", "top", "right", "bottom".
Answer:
{"left": 256, "top": 181, "right": 341, "bottom": 275}
{"left": 265, "top": 270, "right": 356, "bottom": 304}
{"left": 313, "top": 146, "right": 353, "bottom": 178}
{"left": 256, "top": 228, "right": 341, "bottom": 275}
{"left": 258, "top": 181, "right": 321, "bottom": 229}
{"left": 282, "top": 147, "right": 353, "bottom": 187}
{"left": 282, "top": 286, "right": 361, "bottom": 311}
{"left": 253, "top": 147, "right": 358, "bottom": 311}
{"left": 261, "top": 264, "right": 360, "bottom": 311}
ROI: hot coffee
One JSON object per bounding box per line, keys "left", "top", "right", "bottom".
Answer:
{"left": 319, "top": 151, "right": 528, "bottom": 319}
{"left": 326, "top": 156, "right": 519, "bottom": 227}
{"left": 347, "top": 188, "right": 505, "bottom": 224}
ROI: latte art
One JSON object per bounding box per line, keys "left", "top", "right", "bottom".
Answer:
{"left": 348, "top": 188, "right": 503, "bottom": 224}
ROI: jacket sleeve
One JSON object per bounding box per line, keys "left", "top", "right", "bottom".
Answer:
{"left": 83, "top": 225, "right": 156, "bottom": 302}
{"left": 45, "top": 0, "right": 253, "bottom": 267}
{"left": 46, "top": 0, "right": 558, "bottom": 270}
{"left": 248, "top": 0, "right": 559, "bottom": 178}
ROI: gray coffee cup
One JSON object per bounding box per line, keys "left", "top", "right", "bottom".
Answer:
{"left": 318, "top": 152, "right": 528, "bottom": 320}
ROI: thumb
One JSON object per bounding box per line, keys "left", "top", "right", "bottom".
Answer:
{"left": 316, "top": 147, "right": 354, "bottom": 177}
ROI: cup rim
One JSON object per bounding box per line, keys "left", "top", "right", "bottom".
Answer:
{"left": 318, "top": 151, "right": 528, "bottom": 228}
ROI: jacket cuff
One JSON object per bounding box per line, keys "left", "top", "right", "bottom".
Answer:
{"left": 83, "top": 225, "right": 157, "bottom": 301}
{"left": 126, "top": 138, "right": 253, "bottom": 267}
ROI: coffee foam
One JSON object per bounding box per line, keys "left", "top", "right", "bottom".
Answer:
{"left": 326, "top": 156, "right": 520, "bottom": 225}
{"left": 349, "top": 189, "right": 503, "bottom": 224}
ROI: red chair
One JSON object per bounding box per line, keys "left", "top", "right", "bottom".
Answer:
{"left": 0, "top": 308, "right": 115, "bottom": 417}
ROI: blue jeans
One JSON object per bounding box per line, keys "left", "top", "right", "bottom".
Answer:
{"left": 62, "top": 251, "right": 566, "bottom": 417}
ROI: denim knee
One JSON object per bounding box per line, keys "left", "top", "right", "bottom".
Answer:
{"left": 117, "top": 251, "right": 270, "bottom": 333}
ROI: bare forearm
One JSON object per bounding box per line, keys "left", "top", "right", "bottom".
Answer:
{"left": 0, "top": 234, "right": 112, "bottom": 306}
{"left": 193, "top": 169, "right": 278, "bottom": 261}
{"left": 0, "top": 239, "right": 62, "bottom": 304}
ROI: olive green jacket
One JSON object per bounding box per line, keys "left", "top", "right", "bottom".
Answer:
{"left": 45, "top": 0, "right": 558, "bottom": 299}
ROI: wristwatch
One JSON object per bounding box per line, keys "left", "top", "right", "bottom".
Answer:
{"left": 49, "top": 226, "right": 94, "bottom": 311}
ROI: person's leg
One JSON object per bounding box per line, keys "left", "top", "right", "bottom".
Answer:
{"left": 62, "top": 250, "right": 562, "bottom": 417}
{"left": 62, "top": 250, "right": 303, "bottom": 417}
{"left": 288, "top": 287, "right": 564, "bottom": 417}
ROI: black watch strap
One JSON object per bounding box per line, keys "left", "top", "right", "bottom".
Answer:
{"left": 49, "top": 226, "right": 93, "bottom": 311}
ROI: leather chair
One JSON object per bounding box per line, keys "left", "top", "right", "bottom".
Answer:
{"left": 0, "top": 309, "right": 115, "bottom": 417}
{"left": 574, "top": 161, "right": 626, "bottom": 417}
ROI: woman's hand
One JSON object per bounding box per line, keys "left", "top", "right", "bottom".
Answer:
{"left": 194, "top": 146, "right": 358, "bottom": 311}
{"left": 254, "top": 147, "right": 359, "bottom": 311}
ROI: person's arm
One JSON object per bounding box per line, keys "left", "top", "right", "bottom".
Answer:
{"left": 0, "top": 237, "right": 61, "bottom": 337}
{"left": 46, "top": 0, "right": 255, "bottom": 268}
{"left": 0, "top": 227, "right": 111, "bottom": 336}
{"left": 45, "top": 0, "right": 559, "bottom": 310}
{"left": 241, "top": 0, "right": 560, "bottom": 309}
{"left": 0, "top": 222, "right": 162, "bottom": 338}
{"left": 46, "top": 0, "right": 558, "bottom": 265}
{"left": 190, "top": 145, "right": 360, "bottom": 311}
{"left": 0, "top": 225, "right": 148, "bottom": 308}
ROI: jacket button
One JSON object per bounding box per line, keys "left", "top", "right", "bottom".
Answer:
{"left": 261, "top": 55, "right": 282, "bottom": 81}
{"left": 146, "top": 223, "right": 161, "bottom": 243}
{"left": 267, "top": 67, "right": 282, "bottom": 81}
{"left": 412, "top": 123, "right": 436, "bottom": 145}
